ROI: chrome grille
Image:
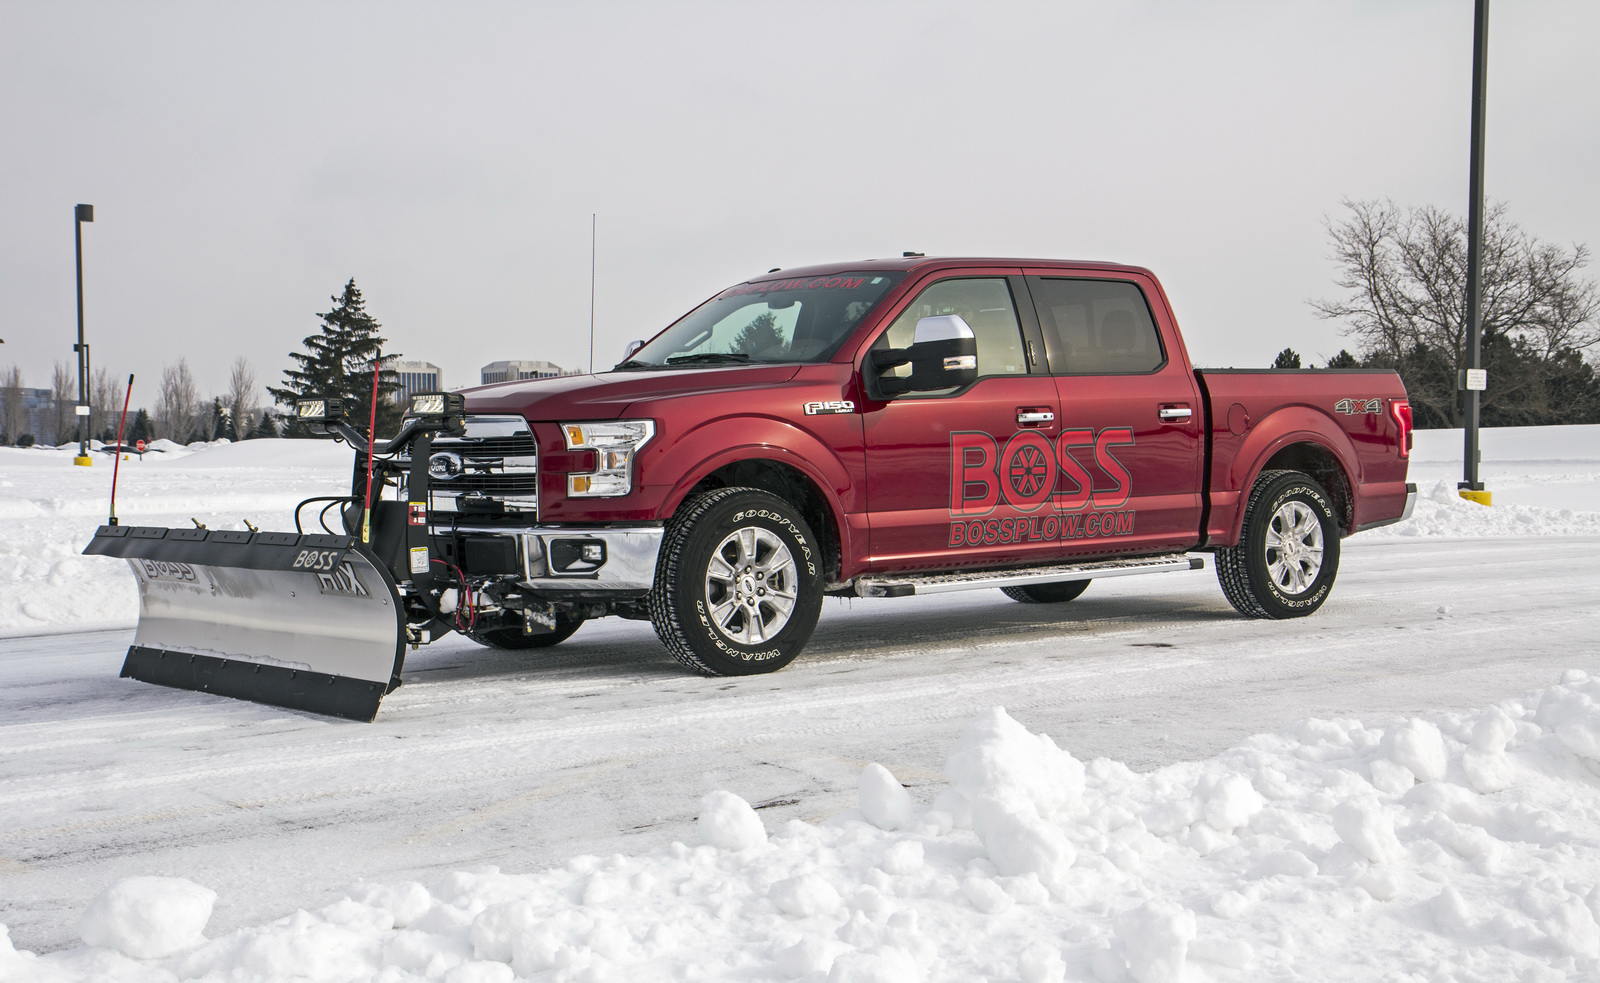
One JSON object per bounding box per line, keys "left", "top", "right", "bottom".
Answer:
{"left": 405, "top": 414, "right": 538, "bottom": 514}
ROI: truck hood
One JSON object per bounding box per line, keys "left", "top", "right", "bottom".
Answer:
{"left": 459, "top": 364, "right": 803, "bottom": 421}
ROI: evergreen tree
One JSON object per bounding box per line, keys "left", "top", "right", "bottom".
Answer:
{"left": 128, "top": 409, "right": 152, "bottom": 445}
{"left": 250, "top": 411, "right": 279, "bottom": 439}
{"left": 267, "top": 279, "right": 404, "bottom": 436}
{"left": 1272, "top": 347, "right": 1302, "bottom": 369}
{"left": 1325, "top": 349, "right": 1361, "bottom": 369}
{"left": 731, "top": 312, "right": 786, "bottom": 358}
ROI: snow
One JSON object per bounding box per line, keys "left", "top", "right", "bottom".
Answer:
{"left": 2, "top": 426, "right": 1600, "bottom": 980}
{"left": 11, "top": 674, "right": 1600, "bottom": 980}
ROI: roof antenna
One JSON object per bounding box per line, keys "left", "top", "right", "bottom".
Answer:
{"left": 589, "top": 214, "right": 596, "bottom": 374}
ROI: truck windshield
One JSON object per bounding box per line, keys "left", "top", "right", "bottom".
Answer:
{"left": 618, "top": 272, "right": 905, "bottom": 368}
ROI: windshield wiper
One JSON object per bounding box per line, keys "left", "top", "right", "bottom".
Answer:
{"left": 665, "top": 352, "right": 753, "bottom": 365}
{"left": 611, "top": 358, "right": 657, "bottom": 371}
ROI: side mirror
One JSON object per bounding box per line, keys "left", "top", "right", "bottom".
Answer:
{"left": 871, "top": 315, "right": 979, "bottom": 396}
{"left": 622, "top": 339, "right": 644, "bottom": 359}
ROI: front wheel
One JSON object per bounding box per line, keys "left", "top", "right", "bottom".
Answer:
{"left": 649, "top": 487, "right": 824, "bottom": 676}
{"left": 1215, "top": 469, "right": 1341, "bottom": 619}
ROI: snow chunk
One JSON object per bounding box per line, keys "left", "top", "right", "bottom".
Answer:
{"left": 944, "top": 707, "right": 1085, "bottom": 817}
{"left": 699, "top": 790, "right": 767, "bottom": 851}
{"left": 1203, "top": 774, "right": 1264, "bottom": 833}
{"left": 1114, "top": 899, "right": 1196, "bottom": 983}
{"left": 826, "top": 944, "right": 923, "bottom": 983}
{"left": 1018, "top": 939, "right": 1066, "bottom": 983}
{"left": 1381, "top": 719, "right": 1448, "bottom": 782}
{"left": 860, "top": 762, "right": 915, "bottom": 830}
{"left": 770, "top": 874, "right": 842, "bottom": 918}
{"left": 79, "top": 876, "right": 216, "bottom": 959}
{"left": 1332, "top": 799, "right": 1402, "bottom": 865}
{"left": 775, "top": 936, "right": 848, "bottom": 978}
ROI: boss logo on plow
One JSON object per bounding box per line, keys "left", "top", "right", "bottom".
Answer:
{"left": 292, "top": 549, "right": 341, "bottom": 571}
{"left": 137, "top": 559, "right": 198, "bottom": 582}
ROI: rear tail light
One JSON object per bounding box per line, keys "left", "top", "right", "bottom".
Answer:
{"left": 1389, "top": 399, "right": 1413, "bottom": 458}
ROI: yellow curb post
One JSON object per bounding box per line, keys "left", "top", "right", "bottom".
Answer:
{"left": 1458, "top": 489, "right": 1492, "bottom": 506}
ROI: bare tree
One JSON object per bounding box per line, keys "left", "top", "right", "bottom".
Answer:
{"left": 90, "top": 369, "right": 125, "bottom": 442}
{"left": 226, "top": 357, "right": 258, "bottom": 441}
{"left": 50, "top": 362, "right": 75, "bottom": 445}
{"left": 154, "top": 359, "right": 201, "bottom": 443}
{"left": 0, "top": 366, "right": 23, "bottom": 444}
{"left": 1313, "top": 199, "right": 1600, "bottom": 427}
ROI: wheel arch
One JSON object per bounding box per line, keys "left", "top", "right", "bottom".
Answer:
{"left": 1224, "top": 408, "right": 1361, "bottom": 541}
{"left": 669, "top": 454, "right": 847, "bottom": 587}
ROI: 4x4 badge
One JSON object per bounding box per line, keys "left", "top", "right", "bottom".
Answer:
{"left": 1334, "top": 398, "right": 1381, "bottom": 415}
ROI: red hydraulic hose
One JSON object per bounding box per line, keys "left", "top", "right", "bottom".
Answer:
{"left": 361, "top": 359, "right": 381, "bottom": 544}
{"left": 108, "top": 374, "right": 134, "bottom": 526}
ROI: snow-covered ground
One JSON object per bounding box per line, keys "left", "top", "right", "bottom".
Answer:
{"left": 2, "top": 427, "right": 1598, "bottom": 982}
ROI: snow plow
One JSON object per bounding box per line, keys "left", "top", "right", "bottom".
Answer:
{"left": 84, "top": 393, "right": 467, "bottom": 721}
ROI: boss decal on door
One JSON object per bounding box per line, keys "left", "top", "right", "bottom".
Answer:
{"left": 947, "top": 428, "right": 1136, "bottom": 546}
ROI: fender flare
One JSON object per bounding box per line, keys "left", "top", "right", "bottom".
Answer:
{"left": 1224, "top": 407, "right": 1361, "bottom": 541}
{"left": 654, "top": 415, "right": 856, "bottom": 546}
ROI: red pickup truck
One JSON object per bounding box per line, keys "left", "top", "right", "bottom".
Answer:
{"left": 443, "top": 256, "right": 1415, "bottom": 674}
{"left": 88, "top": 256, "right": 1416, "bottom": 719}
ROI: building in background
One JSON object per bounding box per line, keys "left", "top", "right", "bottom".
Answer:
{"left": 15, "top": 388, "right": 54, "bottom": 441}
{"left": 479, "top": 360, "right": 580, "bottom": 385}
{"left": 388, "top": 360, "right": 444, "bottom": 403}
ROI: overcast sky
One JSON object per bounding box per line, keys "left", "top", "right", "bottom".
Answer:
{"left": 3, "top": 1, "right": 1597, "bottom": 407}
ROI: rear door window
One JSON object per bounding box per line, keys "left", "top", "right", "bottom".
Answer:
{"left": 1029, "top": 278, "right": 1165, "bottom": 375}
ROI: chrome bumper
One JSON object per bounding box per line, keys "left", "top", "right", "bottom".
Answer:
{"left": 447, "top": 524, "right": 664, "bottom": 592}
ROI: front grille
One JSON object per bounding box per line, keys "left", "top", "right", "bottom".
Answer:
{"left": 403, "top": 415, "right": 539, "bottom": 515}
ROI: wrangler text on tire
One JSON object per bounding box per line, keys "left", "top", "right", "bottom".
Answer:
{"left": 1215, "top": 469, "right": 1341, "bottom": 619}
{"left": 649, "top": 487, "right": 824, "bottom": 675}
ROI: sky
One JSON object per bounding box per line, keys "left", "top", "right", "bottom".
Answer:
{"left": 2, "top": 1, "right": 1597, "bottom": 407}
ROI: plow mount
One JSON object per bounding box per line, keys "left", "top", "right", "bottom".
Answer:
{"left": 83, "top": 391, "right": 469, "bottom": 721}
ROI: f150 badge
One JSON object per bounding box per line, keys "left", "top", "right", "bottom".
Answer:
{"left": 803, "top": 400, "right": 855, "bottom": 415}
{"left": 1334, "top": 398, "right": 1381, "bottom": 415}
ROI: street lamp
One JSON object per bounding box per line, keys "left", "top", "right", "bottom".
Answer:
{"left": 1458, "top": 0, "right": 1491, "bottom": 506}
{"left": 74, "top": 203, "right": 94, "bottom": 466}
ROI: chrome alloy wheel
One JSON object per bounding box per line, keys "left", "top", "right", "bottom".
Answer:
{"left": 1264, "top": 500, "right": 1324, "bottom": 595}
{"left": 703, "top": 526, "right": 799, "bottom": 644}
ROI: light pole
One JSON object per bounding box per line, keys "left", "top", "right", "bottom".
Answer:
{"left": 1458, "top": 0, "right": 1491, "bottom": 505}
{"left": 74, "top": 203, "right": 95, "bottom": 466}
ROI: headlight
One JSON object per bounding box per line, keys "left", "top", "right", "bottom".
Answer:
{"left": 562, "top": 420, "right": 656, "bottom": 497}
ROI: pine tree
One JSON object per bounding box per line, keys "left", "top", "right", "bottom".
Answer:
{"left": 731, "top": 312, "right": 786, "bottom": 358}
{"left": 1272, "top": 347, "right": 1302, "bottom": 369}
{"left": 128, "top": 409, "right": 153, "bottom": 445}
{"left": 1325, "top": 349, "right": 1361, "bottom": 369}
{"left": 250, "top": 411, "right": 279, "bottom": 439}
{"left": 267, "top": 279, "right": 405, "bottom": 436}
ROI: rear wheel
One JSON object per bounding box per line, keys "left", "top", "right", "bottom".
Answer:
{"left": 1001, "top": 579, "right": 1091, "bottom": 604}
{"left": 649, "top": 487, "right": 823, "bottom": 675}
{"left": 466, "top": 613, "right": 585, "bottom": 649}
{"left": 1215, "top": 469, "right": 1341, "bottom": 619}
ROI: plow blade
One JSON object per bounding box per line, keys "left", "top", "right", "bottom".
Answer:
{"left": 84, "top": 525, "right": 407, "bottom": 721}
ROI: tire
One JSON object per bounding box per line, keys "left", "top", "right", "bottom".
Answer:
{"left": 1215, "top": 469, "right": 1341, "bottom": 619}
{"left": 649, "top": 487, "right": 824, "bottom": 676}
{"left": 1001, "top": 579, "right": 1091, "bottom": 604}
{"left": 466, "top": 613, "right": 585, "bottom": 649}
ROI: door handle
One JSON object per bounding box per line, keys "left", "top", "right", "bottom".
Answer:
{"left": 1017, "top": 410, "right": 1055, "bottom": 425}
{"left": 1158, "top": 405, "right": 1192, "bottom": 422}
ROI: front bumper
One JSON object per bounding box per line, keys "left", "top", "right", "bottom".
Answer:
{"left": 448, "top": 524, "right": 665, "bottom": 593}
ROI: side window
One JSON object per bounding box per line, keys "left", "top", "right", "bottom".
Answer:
{"left": 877, "top": 278, "right": 1028, "bottom": 379}
{"left": 1030, "top": 278, "right": 1165, "bottom": 374}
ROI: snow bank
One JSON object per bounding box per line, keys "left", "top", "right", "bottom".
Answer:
{"left": 10, "top": 673, "right": 1600, "bottom": 982}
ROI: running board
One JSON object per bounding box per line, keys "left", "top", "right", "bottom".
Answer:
{"left": 853, "top": 553, "right": 1204, "bottom": 598}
